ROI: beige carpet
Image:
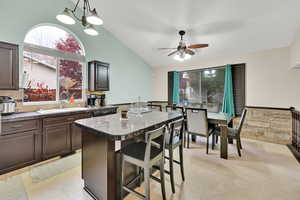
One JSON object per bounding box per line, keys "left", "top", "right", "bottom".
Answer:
{"left": 30, "top": 153, "right": 81, "bottom": 183}
{"left": 0, "top": 139, "right": 299, "bottom": 200}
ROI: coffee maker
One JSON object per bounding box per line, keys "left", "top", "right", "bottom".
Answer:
{"left": 87, "top": 94, "right": 106, "bottom": 107}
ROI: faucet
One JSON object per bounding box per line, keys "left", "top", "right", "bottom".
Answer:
{"left": 59, "top": 100, "right": 67, "bottom": 109}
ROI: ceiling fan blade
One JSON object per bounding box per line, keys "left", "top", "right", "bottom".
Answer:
{"left": 168, "top": 51, "right": 178, "bottom": 56}
{"left": 158, "top": 48, "right": 177, "bottom": 50}
{"left": 188, "top": 44, "right": 209, "bottom": 49}
{"left": 185, "top": 49, "right": 195, "bottom": 55}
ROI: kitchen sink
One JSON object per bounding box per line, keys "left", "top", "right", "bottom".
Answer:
{"left": 37, "top": 107, "right": 88, "bottom": 114}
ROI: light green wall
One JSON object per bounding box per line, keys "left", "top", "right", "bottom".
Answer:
{"left": 0, "top": 0, "right": 152, "bottom": 104}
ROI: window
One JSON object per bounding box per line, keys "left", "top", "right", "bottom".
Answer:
{"left": 179, "top": 68, "right": 225, "bottom": 113}
{"left": 173, "top": 64, "right": 246, "bottom": 115}
{"left": 23, "top": 25, "right": 85, "bottom": 102}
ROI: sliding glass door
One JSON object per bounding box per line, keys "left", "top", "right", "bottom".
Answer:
{"left": 179, "top": 68, "right": 225, "bottom": 112}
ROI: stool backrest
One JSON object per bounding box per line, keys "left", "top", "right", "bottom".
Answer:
{"left": 186, "top": 108, "right": 208, "bottom": 136}
{"left": 144, "top": 125, "right": 166, "bottom": 162}
{"left": 169, "top": 118, "right": 184, "bottom": 144}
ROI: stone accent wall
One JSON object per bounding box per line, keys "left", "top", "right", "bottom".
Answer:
{"left": 151, "top": 102, "right": 293, "bottom": 145}
{"left": 240, "top": 108, "right": 292, "bottom": 144}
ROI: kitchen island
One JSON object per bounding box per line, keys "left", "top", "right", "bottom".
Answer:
{"left": 75, "top": 111, "right": 182, "bottom": 200}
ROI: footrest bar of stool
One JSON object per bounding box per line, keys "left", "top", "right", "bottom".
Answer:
{"left": 126, "top": 173, "right": 142, "bottom": 187}
{"left": 123, "top": 186, "right": 146, "bottom": 200}
{"left": 173, "top": 160, "right": 180, "bottom": 164}
{"left": 150, "top": 175, "right": 161, "bottom": 183}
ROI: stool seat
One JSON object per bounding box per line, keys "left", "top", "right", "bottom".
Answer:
{"left": 122, "top": 142, "right": 162, "bottom": 161}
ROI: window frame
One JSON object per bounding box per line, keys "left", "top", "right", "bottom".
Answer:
{"left": 169, "top": 63, "right": 246, "bottom": 116}
{"left": 22, "top": 25, "right": 86, "bottom": 105}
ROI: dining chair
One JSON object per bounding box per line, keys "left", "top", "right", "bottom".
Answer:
{"left": 165, "top": 105, "right": 176, "bottom": 112}
{"left": 186, "top": 108, "right": 215, "bottom": 154}
{"left": 154, "top": 118, "right": 185, "bottom": 193}
{"left": 120, "top": 125, "right": 166, "bottom": 200}
{"left": 148, "top": 104, "right": 162, "bottom": 112}
{"left": 214, "top": 108, "right": 247, "bottom": 156}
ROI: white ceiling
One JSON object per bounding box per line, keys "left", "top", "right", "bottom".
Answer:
{"left": 73, "top": 0, "right": 300, "bottom": 67}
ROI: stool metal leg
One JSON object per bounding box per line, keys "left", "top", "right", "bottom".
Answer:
{"left": 179, "top": 144, "right": 185, "bottom": 181}
{"left": 169, "top": 147, "right": 176, "bottom": 193}
{"left": 159, "top": 159, "right": 166, "bottom": 200}
{"left": 144, "top": 167, "right": 151, "bottom": 200}
{"left": 120, "top": 155, "right": 125, "bottom": 200}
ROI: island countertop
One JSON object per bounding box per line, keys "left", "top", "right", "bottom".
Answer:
{"left": 75, "top": 111, "right": 183, "bottom": 140}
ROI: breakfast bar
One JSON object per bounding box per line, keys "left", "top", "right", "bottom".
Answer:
{"left": 75, "top": 111, "right": 182, "bottom": 200}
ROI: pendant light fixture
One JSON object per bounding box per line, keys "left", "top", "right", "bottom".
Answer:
{"left": 56, "top": 0, "right": 103, "bottom": 36}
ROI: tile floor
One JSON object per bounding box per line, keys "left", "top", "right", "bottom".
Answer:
{"left": 0, "top": 138, "right": 300, "bottom": 200}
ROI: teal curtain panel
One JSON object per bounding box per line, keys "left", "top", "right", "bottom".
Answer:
{"left": 172, "top": 72, "right": 180, "bottom": 104}
{"left": 222, "top": 65, "right": 235, "bottom": 117}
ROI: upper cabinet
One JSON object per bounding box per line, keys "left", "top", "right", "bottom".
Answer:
{"left": 88, "top": 60, "right": 110, "bottom": 91}
{"left": 0, "top": 42, "right": 19, "bottom": 90}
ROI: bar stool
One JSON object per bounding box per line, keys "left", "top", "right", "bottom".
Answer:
{"left": 120, "top": 125, "right": 166, "bottom": 200}
{"left": 155, "top": 118, "right": 185, "bottom": 193}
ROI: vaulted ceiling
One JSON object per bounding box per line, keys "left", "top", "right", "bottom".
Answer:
{"left": 73, "top": 0, "right": 300, "bottom": 67}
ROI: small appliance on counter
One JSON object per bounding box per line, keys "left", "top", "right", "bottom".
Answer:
{"left": 87, "top": 94, "right": 106, "bottom": 107}
{"left": 0, "top": 96, "right": 16, "bottom": 115}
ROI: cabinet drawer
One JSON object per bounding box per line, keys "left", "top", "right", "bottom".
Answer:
{"left": 2, "top": 119, "right": 40, "bottom": 135}
{"left": 43, "top": 115, "right": 76, "bottom": 127}
{"left": 43, "top": 113, "right": 91, "bottom": 127}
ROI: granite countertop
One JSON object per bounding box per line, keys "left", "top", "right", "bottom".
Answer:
{"left": 75, "top": 111, "right": 183, "bottom": 140}
{"left": 1, "top": 106, "right": 118, "bottom": 123}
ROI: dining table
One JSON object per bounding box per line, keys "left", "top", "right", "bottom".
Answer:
{"left": 172, "top": 105, "right": 232, "bottom": 159}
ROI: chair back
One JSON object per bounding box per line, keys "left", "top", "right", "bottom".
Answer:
{"left": 169, "top": 118, "right": 184, "bottom": 144}
{"left": 148, "top": 104, "right": 162, "bottom": 112}
{"left": 237, "top": 108, "right": 247, "bottom": 136}
{"left": 144, "top": 125, "right": 166, "bottom": 162}
{"left": 166, "top": 105, "right": 176, "bottom": 112}
{"left": 186, "top": 108, "right": 208, "bottom": 136}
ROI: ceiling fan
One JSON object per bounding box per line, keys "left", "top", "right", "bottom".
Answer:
{"left": 159, "top": 30, "right": 209, "bottom": 62}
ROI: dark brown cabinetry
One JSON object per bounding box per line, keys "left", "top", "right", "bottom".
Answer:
{"left": 0, "top": 107, "right": 116, "bottom": 175}
{"left": 42, "top": 113, "right": 91, "bottom": 159}
{"left": 88, "top": 60, "right": 110, "bottom": 91}
{"left": 43, "top": 123, "right": 71, "bottom": 159}
{"left": 0, "top": 41, "right": 19, "bottom": 90}
{"left": 0, "top": 119, "right": 41, "bottom": 175}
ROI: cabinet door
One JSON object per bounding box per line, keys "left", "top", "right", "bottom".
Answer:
{"left": 0, "top": 130, "right": 41, "bottom": 174}
{"left": 95, "top": 62, "right": 109, "bottom": 91}
{"left": 0, "top": 42, "right": 19, "bottom": 89}
{"left": 43, "top": 124, "right": 71, "bottom": 159}
{"left": 71, "top": 123, "right": 82, "bottom": 151}
{"left": 71, "top": 113, "right": 91, "bottom": 151}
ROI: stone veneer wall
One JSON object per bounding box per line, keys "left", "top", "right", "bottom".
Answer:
{"left": 149, "top": 102, "right": 292, "bottom": 145}
{"left": 240, "top": 108, "right": 292, "bottom": 144}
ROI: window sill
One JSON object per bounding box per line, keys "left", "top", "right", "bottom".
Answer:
{"left": 22, "top": 99, "right": 85, "bottom": 106}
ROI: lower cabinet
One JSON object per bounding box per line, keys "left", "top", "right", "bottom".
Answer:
{"left": 71, "top": 123, "right": 83, "bottom": 151}
{"left": 0, "top": 130, "right": 42, "bottom": 174}
{"left": 43, "top": 123, "right": 71, "bottom": 159}
{"left": 0, "top": 107, "right": 116, "bottom": 174}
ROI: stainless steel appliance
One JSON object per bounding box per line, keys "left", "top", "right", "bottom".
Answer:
{"left": 0, "top": 96, "right": 16, "bottom": 115}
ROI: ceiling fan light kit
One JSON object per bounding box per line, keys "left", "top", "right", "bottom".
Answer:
{"left": 159, "top": 30, "right": 209, "bottom": 62}
{"left": 56, "top": 0, "right": 103, "bottom": 36}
